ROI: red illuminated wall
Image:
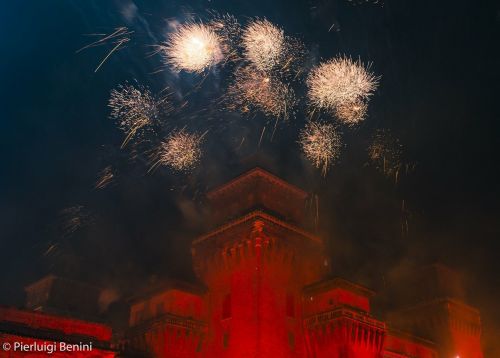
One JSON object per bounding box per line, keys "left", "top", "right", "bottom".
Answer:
{"left": 129, "top": 288, "right": 205, "bottom": 327}
{"left": 388, "top": 299, "right": 483, "bottom": 358}
{"left": 124, "top": 285, "right": 207, "bottom": 357}
{"left": 192, "top": 214, "right": 326, "bottom": 358}
{"left": 383, "top": 330, "right": 437, "bottom": 358}
{"left": 0, "top": 306, "right": 115, "bottom": 357}
{"left": 302, "top": 279, "right": 385, "bottom": 358}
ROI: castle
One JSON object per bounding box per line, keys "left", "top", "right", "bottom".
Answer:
{"left": 0, "top": 168, "right": 484, "bottom": 357}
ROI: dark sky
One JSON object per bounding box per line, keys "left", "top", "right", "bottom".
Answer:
{"left": 1, "top": 0, "right": 499, "bottom": 354}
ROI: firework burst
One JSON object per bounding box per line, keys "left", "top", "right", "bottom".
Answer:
{"left": 108, "top": 84, "right": 166, "bottom": 148}
{"left": 369, "top": 129, "right": 403, "bottom": 181}
{"left": 226, "top": 65, "right": 296, "bottom": 120}
{"left": 334, "top": 98, "right": 368, "bottom": 126}
{"left": 157, "top": 129, "right": 205, "bottom": 172}
{"left": 162, "top": 23, "right": 224, "bottom": 73}
{"left": 299, "top": 121, "right": 342, "bottom": 175}
{"left": 242, "top": 19, "right": 285, "bottom": 72}
{"left": 308, "top": 56, "right": 378, "bottom": 122}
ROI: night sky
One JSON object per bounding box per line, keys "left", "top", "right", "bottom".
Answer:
{"left": 1, "top": 0, "right": 499, "bottom": 354}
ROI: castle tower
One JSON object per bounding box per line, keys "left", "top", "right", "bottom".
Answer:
{"left": 302, "top": 278, "right": 386, "bottom": 358}
{"left": 387, "top": 264, "right": 483, "bottom": 358}
{"left": 191, "top": 168, "right": 327, "bottom": 358}
{"left": 123, "top": 280, "right": 207, "bottom": 357}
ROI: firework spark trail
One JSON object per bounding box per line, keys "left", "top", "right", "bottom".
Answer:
{"left": 258, "top": 126, "right": 266, "bottom": 148}
{"left": 369, "top": 129, "right": 403, "bottom": 182}
{"left": 347, "top": 0, "right": 384, "bottom": 5}
{"left": 280, "top": 36, "right": 307, "bottom": 79}
{"left": 226, "top": 65, "right": 296, "bottom": 120}
{"left": 77, "top": 27, "right": 133, "bottom": 72}
{"left": 242, "top": 19, "right": 285, "bottom": 72}
{"left": 162, "top": 23, "right": 224, "bottom": 73}
{"left": 237, "top": 137, "right": 245, "bottom": 150}
{"left": 108, "top": 84, "right": 167, "bottom": 148}
{"left": 94, "top": 39, "right": 128, "bottom": 73}
{"left": 57, "top": 205, "right": 93, "bottom": 239}
{"left": 152, "top": 129, "right": 206, "bottom": 172}
{"left": 308, "top": 56, "right": 379, "bottom": 124}
{"left": 95, "top": 165, "right": 115, "bottom": 190}
{"left": 208, "top": 12, "right": 242, "bottom": 63}
{"left": 299, "top": 121, "right": 342, "bottom": 176}
{"left": 43, "top": 243, "right": 58, "bottom": 257}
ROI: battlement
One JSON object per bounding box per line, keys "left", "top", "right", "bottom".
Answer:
{"left": 303, "top": 278, "right": 375, "bottom": 314}
{"left": 191, "top": 211, "right": 324, "bottom": 282}
{"left": 303, "top": 306, "right": 386, "bottom": 358}
{"left": 0, "top": 306, "right": 112, "bottom": 342}
{"left": 383, "top": 328, "right": 437, "bottom": 358}
{"left": 24, "top": 275, "right": 102, "bottom": 319}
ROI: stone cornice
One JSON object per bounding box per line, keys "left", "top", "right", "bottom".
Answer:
{"left": 206, "top": 167, "right": 308, "bottom": 200}
{"left": 303, "top": 277, "right": 375, "bottom": 298}
{"left": 192, "top": 210, "right": 321, "bottom": 247}
{"left": 304, "top": 306, "right": 386, "bottom": 330}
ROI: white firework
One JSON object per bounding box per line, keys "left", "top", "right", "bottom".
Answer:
{"left": 334, "top": 98, "right": 368, "bottom": 126}
{"left": 108, "top": 84, "right": 162, "bottom": 147}
{"left": 162, "top": 23, "right": 224, "bottom": 73}
{"left": 242, "top": 19, "right": 285, "bottom": 71}
{"left": 308, "top": 56, "right": 378, "bottom": 119}
{"left": 369, "top": 129, "right": 403, "bottom": 179}
{"left": 299, "top": 121, "right": 342, "bottom": 175}
{"left": 159, "top": 129, "right": 204, "bottom": 171}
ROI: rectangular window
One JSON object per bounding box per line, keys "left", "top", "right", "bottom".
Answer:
{"left": 288, "top": 332, "right": 295, "bottom": 349}
{"left": 222, "top": 293, "right": 231, "bottom": 319}
{"left": 223, "top": 331, "right": 230, "bottom": 348}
